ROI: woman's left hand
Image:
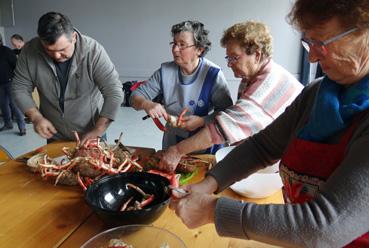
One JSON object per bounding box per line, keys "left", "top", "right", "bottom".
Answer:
{"left": 169, "top": 191, "right": 218, "bottom": 229}
{"left": 180, "top": 115, "right": 205, "bottom": 131}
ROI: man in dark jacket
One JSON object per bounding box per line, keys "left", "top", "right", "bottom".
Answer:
{"left": 0, "top": 34, "right": 26, "bottom": 135}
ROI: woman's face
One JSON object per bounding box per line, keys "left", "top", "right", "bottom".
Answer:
{"left": 304, "top": 18, "right": 369, "bottom": 85}
{"left": 225, "top": 39, "right": 260, "bottom": 80}
{"left": 171, "top": 31, "right": 203, "bottom": 68}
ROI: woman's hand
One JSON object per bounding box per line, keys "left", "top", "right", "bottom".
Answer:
{"left": 159, "top": 145, "right": 182, "bottom": 172}
{"left": 142, "top": 100, "right": 168, "bottom": 120}
{"left": 185, "top": 176, "right": 219, "bottom": 194}
{"left": 180, "top": 115, "right": 205, "bottom": 131}
{"left": 169, "top": 190, "right": 218, "bottom": 229}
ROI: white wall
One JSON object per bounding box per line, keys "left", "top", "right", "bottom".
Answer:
{"left": 4, "top": 0, "right": 301, "bottom": 100}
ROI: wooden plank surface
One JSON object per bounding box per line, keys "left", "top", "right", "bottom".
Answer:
{"left": 0, "top": 143, "right": 91, "bottom": 248}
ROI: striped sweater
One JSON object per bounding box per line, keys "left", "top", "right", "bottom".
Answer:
{"left": 208, "top": 59, "right": 303, "bottom": 144}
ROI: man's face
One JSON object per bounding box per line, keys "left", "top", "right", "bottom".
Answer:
{"left": 41, "top": 32, "right": 76, "bottom": 62}
{"left": 11, "top": 38, "right": 24, "bottom": 49}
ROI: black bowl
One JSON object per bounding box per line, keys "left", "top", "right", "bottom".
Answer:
{"left": 85, "top": 172, "right": 171, "bottom": 227}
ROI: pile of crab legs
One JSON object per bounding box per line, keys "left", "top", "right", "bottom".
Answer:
{"left": 38, "top": 131, "right": 179, "bottom": 192}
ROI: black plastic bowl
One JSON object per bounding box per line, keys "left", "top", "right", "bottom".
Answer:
{"left": 85, "top": 172, "right": 171, "bottom": 226}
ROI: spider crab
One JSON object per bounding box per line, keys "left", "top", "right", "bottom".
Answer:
{"left": 39, "top": 132, "right": 143, "bottom": 190}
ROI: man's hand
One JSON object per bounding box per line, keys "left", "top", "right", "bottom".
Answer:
{"left": 32, "top": 116, "right": 57, "bottom": 139}
{"left": 159, "top": 145, "right": 183, "bottom": 172}
{"left": 80, "top": 129, "right": 104, "bottom": 145}
{"left": 80, "top": 117, "right": 112, "bottom": 145}
{"left": 179, "top": 115, "right": 205, "bottom": 131}
{"left": 26, "top": 108, "right": 57, "bottom": 139}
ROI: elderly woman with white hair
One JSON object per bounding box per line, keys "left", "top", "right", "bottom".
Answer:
{"left": 130, "top": 20, "right": 233, "bottom": 153}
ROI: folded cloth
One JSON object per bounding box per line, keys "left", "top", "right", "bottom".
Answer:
{"left": 299, "top": 74, "right": 369, "bottom": 141}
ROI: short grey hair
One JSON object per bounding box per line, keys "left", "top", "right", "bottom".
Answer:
{"left": 171, "top": 20, "right": 211, "bottom": 57}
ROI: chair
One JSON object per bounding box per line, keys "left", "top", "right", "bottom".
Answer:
{"left": 0, "top": 145, "right": 13, "bottom": 165}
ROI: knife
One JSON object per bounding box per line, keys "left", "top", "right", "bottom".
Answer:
{"left": 142, "top": 100, "right": 177, "bottom": 120}
{"left": 169, "top": 186, "right": 190, "bottom": 197}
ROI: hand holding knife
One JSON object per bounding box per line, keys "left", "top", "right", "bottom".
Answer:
{"left": 142, "top": 100, "right": 177, "bottom": 120}
{"left": 169, "top": 185, "right": 190, "bottom": 197}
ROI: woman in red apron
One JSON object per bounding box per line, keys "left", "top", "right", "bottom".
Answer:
{"left": 169, "top": 0, "right": 369, "bottom": 247}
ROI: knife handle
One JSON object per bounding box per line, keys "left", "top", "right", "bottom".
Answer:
{"left": 142, "top": 114, "right": 150, "bottom": 120}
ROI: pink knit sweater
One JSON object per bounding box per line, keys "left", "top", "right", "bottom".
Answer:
{"left": 208, "top": 59, "right": 303, "bottom": 144}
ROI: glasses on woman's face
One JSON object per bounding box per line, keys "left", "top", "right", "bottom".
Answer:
{"left": 225, "top": 55, "right": 241, "bottom": 64}
{"left": 170, "top": 41, "right": 195, "bottom": 51}
{"left": 301, "top": 27, "right": 358, "bottom": 56}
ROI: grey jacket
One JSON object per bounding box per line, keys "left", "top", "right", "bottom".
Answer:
{"left": 209, "top": 79, "right": 369, "bottom": 247}
{"left": 12, "top": 30, "right": 123, "bottom": 140}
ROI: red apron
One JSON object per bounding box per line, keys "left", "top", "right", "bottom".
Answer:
{"left": 279, "top": 119, "right": 369, "bottom": 247}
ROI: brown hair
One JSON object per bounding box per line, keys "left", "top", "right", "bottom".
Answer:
{"left": 288, "top": 0, "right": 369, "bottom": 30}
{"left": 220, "top": 21, "right": 273, "bottom": 58}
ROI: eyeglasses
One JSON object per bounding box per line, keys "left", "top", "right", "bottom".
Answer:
{"left": 170, "top": 41, "right": 195, "bottom": 50}
{"left": 224, "top": 55, "right": 241, "bottom": 64}
{"left": 301, "top": 27, "right": 358, "bottom": 56}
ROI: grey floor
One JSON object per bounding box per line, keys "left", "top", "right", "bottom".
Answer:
{"left": 0, "top": 107, "right": 162, "bottom": 158}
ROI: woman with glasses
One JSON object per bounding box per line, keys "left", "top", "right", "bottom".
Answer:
{"left": 159, "top": 21, "right": 302, "bottom": 172}
{"left": 130, "top": 20, "right": 233, "bottom": 152}
{"left": 170, "top": 0, "right": 369, "bottom": 247}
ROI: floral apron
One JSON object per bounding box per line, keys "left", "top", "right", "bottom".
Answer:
{"left": 279, "top": 119, "right": 369, "bottom": 247}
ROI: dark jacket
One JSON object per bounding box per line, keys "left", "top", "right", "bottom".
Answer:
{"left": 0, "top": 45, "right": 17, "bottom": 84}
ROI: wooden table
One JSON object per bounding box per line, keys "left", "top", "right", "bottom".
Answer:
{"left": 0, "top": 142, "right": 283, "bottom": 248}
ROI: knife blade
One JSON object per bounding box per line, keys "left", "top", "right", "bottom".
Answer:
{"left": 169, "top": 186, "right": 190, "bottom": 197}
{"left": 142, "top": 100, "right": 177, "bottom": 120}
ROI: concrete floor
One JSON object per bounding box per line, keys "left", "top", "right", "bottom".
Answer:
{"left": 0, "top": 107, "right": 162, "bottom": 158}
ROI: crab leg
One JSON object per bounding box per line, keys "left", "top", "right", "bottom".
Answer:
{"left": 130, "top": 160, "right": 143, "bottom": 171}
{"left": 126, "top": 183, "right": 148, "bottom": 196}
{"left": 117, "top": 158, "right": 128, "bottom": 171}
{"left": 73, "top": 131, "right": 81, "bottom": 147}
{"left": 177, "top": 108, "right": 188, "bottom": 127}
{"left": 139, "top": 194, "right": 155, "bottom": 208}
{"left": 126, "top": 183, "right": 155, "bottom": 209}
{"left": 77, "top": 172, "right": 87, "bottom": 191}
{"left": 120, "top": 196, "right": 134, "bottom": 211}
{"left": 54, "top": 170, "right": 67, "bottom": 186}
{"left": 153, "top": 118, "right": 167, "bottom": 132}
{"left": 120, "top": 163, "right": 133, "bottom": 173}
{"left": 148, "top": 169, "right": 179, "bottom": 188}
